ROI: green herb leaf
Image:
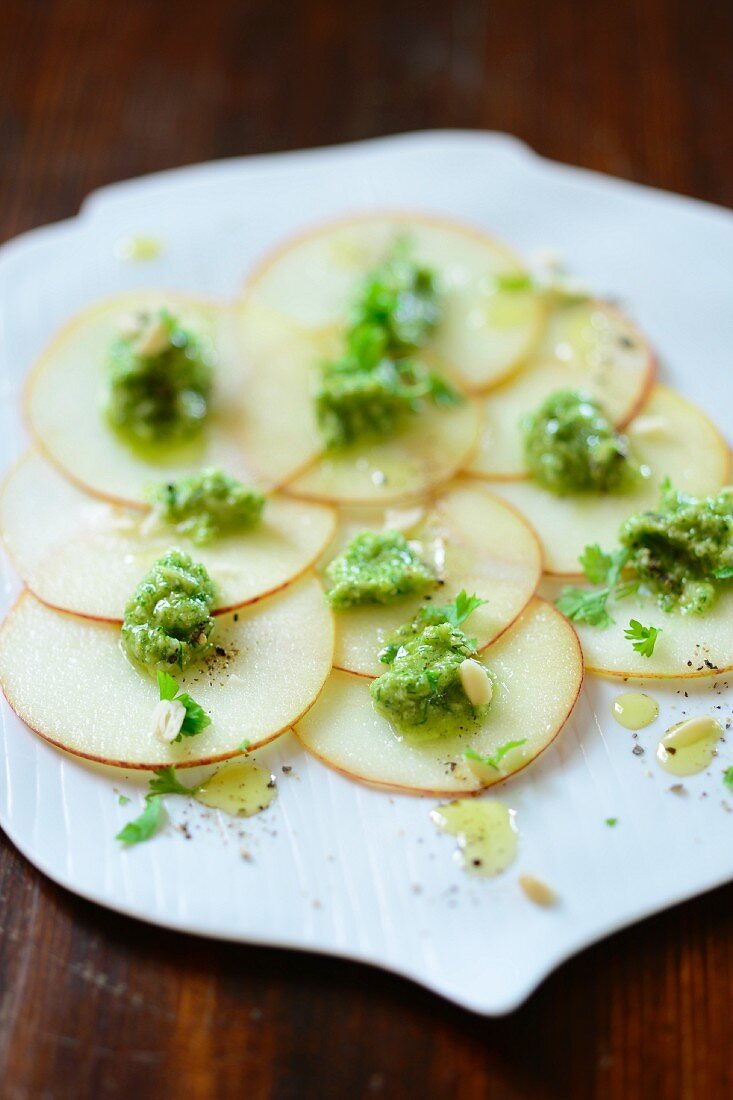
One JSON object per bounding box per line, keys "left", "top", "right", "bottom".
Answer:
{"left": 148, "top": 766, "right": 191, "bottom": 798}
{"left": 238, "top": 738, "right": 252, "bottom": 752}
{"left": 555, "top": 586, "right": 614, "bottom": 628}
{"left": 624, "top": 619, "right": 661, "bottom": 658}
{"left": 157, "top": 670, "right": 179, "bottom": 701}
{"left": 579, "top": 544, "right": 630, "bottom": 587}
{"left": 465, "top": 739, "right": 527, "bottom": 772}
{"left": 117, "top": 794, "right": 130, "bottom": 806}
{"left": 116, "top": 767, "right": 194, "bottom": 846}
{"left": 157, "top": 670, "right": 210, "bottom": 740}
{"left": 723, "top": 767, "right": 733, "bottom": 790}
{"left": 714, "top": 567, "right": 733, "bottom": 580}
{"left": 426, "top": 371, "right": 462, "bottom": 407}
{"left": 116, "top": 795, "right": 165, "bottom": 846}
{"left": 438, "top": 590, "right": 487, "bottom": 628}
{"left": 605, "top": 817, "right": 618, "bottom": 827}
{"left": 494, "top": 271, "right": 534, "bottom": 292}
{"left": 578, "top": 544, "right": 613, "bottom": 585}
{"left": 177, "top": 694, "right": 212, "bottom": 738}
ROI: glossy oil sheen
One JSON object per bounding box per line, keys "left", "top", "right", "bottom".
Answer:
{"left": 656, "top": 716, "right": 723, "bottom": 777}
{"left": 195, "top": 761, "right": 277, "bottom": 816}
{"left": 611, "top": 692, "right": 659, "bottom": 730}
{"left": 431, "top": 799, "right": 518, "bottom": 876}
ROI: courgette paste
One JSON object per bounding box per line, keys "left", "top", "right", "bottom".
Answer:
{"left": 557, "top": 482, "right": 733, "bottom": 624}
{"left": 106, "top": 309, "right": 212, "bottom": 445}
{"left": 370, "top": 591, "right": 493, "bottom": 738}
{"left": 523, "top": 389, "right": 634, "bottom": 494}
{"left": 315, "top": 243, "right": 459, "bottom": 448}
{"left": 324, "top": 529, "right": 436, "bottom": 608}
{"left": 149, "top": 468, "right": 264, "bottom": 545}
{"left": 121, "top": 549, "right": 216, "bottom": 671}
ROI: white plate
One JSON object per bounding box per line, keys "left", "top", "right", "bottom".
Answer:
{"left": 1, "top": 132, "right": 732, "bottom": 1015}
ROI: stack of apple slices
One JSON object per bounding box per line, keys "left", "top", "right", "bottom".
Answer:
{"left": 0, "top": 210, "right": 729, "bottom": 797}
{"left": 241, "top": 212, "right": 731, "bottom": 791}
{"left": 0, "top": 292, "right": 342, "bottom": 768}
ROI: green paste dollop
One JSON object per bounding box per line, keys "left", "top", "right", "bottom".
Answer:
{"left": 315, "top": 244, "right": 459, "bottom": 448}
{"left": 370, "top": 593, "right": 491, "bottom": 738}
{"left": 523, "top": 389, "right": 634, "bottom": 494}
{"left": 121, "top": 549, "right": 216, "bottom": 672}
{"left": 348, "top": 245, "right": 441, "bottom": 355}
{"left": 324, "top": 530, "right": 436, "bottom": 608}
{"left": 149, "top": 468, "right": 264, "bottom": 545}
{"left": 106, "top": 309, "right": 212, "bottom": 445}
{"left": 620, "top": 483, "right": 733, "bottom": 614}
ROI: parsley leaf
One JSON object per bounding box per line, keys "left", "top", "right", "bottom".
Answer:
{"left": 148, "top": 766, "right": 191, "bottom": 797}
{"left": 579, "top": 544, "right": 630, "bottom": 587}
{"left": 116, "top": 795, "right": 165, "bottom": 846}
{"left": 157, "top": 670, "right": 179, "bottom": 701}
{"left": 723, "top": 767, "right": 733, "bottom": 790}
{"left": 116, "top": 767, "right": 193, "bottom": 846}
{"left": 117, "top": 794, "right": 130, "bottom": 806}
{"left": 431, "top": 590, "right": 487, "bottom": 628}
{"left": 555, "top": 586, "right": 614, "bottom": 627}
{"left": 465, "top": 739, "right": 527, "bottom": 772}
{"left": 624, "top": 619, "right": 661, "bottom": 658}
{"left": 714, "top": 567, "right": 733, "bottom": 580}
{"left": 557, "top": 546, "right": 636, "bottom": 628}
{"left": 156, "top": 670, "right": 211, "bottom": 740}
{"left": 238, "top": 738, "right": 252, "bottom": 752}
{"left": 605, "top": 817, "right": 618, "bottom": 827}
{"left": 177, "top": 694, "right": 211, "bottom": 737}
{"left": 495, "top": 271, "right": 534, "bottom": 292}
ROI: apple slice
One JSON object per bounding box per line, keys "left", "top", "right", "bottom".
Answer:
{"left": 243, "top": 212, "right": 545, "bottom": 391}
{"left": 0, "top": 450, "right": 337, "bottom": 622}
{"left": 285, "top": 396, "right": 481, "bottom": 505}
{"left": 25, "top": 293, "right": 323, "bottom": 508}
{"left": 295, "top": 599, "right": 583, "bottom": 795}
{"left": 322, "top": 481, "right": 542, "bottom": 676}
{"left": 488, "top": 386, "right": 730, "bottom": 575}
{"left": 0, "top": 577, "right": 334, "bottom": 769}
{"left": 468, "top": 300, "right": 655, "bottom": 479}
{"left": 543, "top": 579, "right": 733, "bottom": 679}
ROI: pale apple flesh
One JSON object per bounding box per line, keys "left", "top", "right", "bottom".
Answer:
{"left": 542, "top": 579, "right": 733, "bottom": 679}
{"left": 295, "top": 599, "right": 584, "bottom": 795}
{"left": 0, "top": 450, "right": 337, "bottom": 622}
{"left": 285, "top": 396, "right": 482, "bottom": 505}
{"left": 25, "top": 292, "right": 325, "bottom": 508}
{"left": 0, "top": 578, "right": 335, "bottom": 769}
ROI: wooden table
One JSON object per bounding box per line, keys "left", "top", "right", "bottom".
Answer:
{"left": 1, "top": 1, "right": 731, "bottom": 1096}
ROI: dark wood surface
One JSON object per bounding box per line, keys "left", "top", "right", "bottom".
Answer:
{"left": 1, "top": 1, "right": 732, "bottom": 1096}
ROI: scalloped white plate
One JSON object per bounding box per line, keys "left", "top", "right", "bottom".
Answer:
{"left": 1, "top": 132, "right": 732, "bottom": 1015}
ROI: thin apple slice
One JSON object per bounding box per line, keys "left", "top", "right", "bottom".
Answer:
{"left": 322, "top": 481, "right": 542, "bottom": 676}
{"left": 488, "top": 386, "right": 729, "bottom": 575}
{"left": 285, "top": 396, "right": 481, "bottom": 505}
{"left": 243, "top": 212, "right": 545, "bottom": 391}
{"left": 468, "top": 300, "right": 655, "bottom": 479}
{"left": 295, "top": 599, "right": 583, "bottom": 795}
{"left": 0, "top": 450, "right": 337, "bottom": 621}
{"left": 543, "top": 579, "right": 733, "bottom": 679}
{"left": 0, "top": 578, "right": 334, "bottom": 769}
{"left": 25, "top": 293, "right": 323, "bottom": 507}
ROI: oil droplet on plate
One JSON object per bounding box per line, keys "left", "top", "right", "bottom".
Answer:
{"left": 115, "top": 235, "right": 164, "bottom": 262}
{"left": 656, "top": 716, "right": 723, "bottom": 777}
{"left": 431, "top": 799, "right": 517, "bottom": 877}
{"left": 611, "top": 692, "right": 659, "bottom": 730}
{"left": 195, "top": 761, "right": 277, "bottom": 817}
